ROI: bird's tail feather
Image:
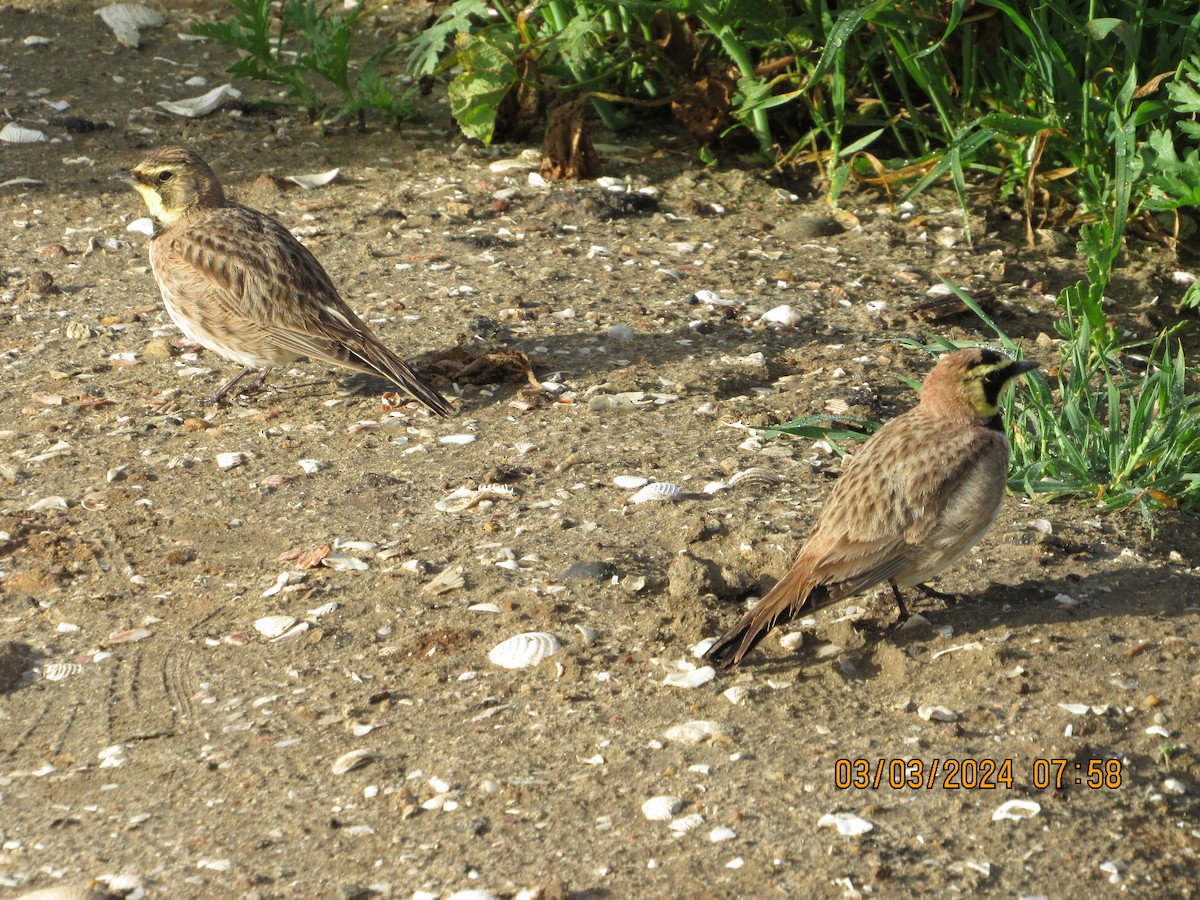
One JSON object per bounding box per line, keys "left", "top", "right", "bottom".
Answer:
{"left": 358, "top": 340, "right": 453, "bottom": 417}
{"left": 704, "top": 562, "right": 820, "bottom": 668}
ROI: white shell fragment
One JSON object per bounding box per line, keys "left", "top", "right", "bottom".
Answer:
{"left": 710, "top": 826, "right": 737, "bottom": 842}
{"left": 422, "top": 566, "right": 465, "bottom": 595}
{"left": 43, "top": 662, "right": 83, "bottom": 682}
{"left": 306, "top": 601, "right": 339, "bottom": 618}
{"left": 96, "top": 3, "right": 165, "bottom": 47}
{"left": 488, "top": 632, "right": 561, "bottom": 669}
{"left": 0, "top": 123, "right": 49, "bottom": 144}
{"left": 331, "top": 748, "right": 375, "bottom": 775}
{"left": 663, "top": 720, "right": 727, "bottom": 744}
{"left": 435, "top": 484, "right": 516, "bottom": 512}
{"left": 254, "top": 615, "right": 298, "bottom": 639}
{"left": 297, "top": 458, "right": 329, "bottom": 474}
{"left": 670, "top": 813, "right": 706, "bottom": 834}
{"left": 127, "top": 216, "right": 155, "bottom": 236}
{"left": 215, "top": 451, "right": 245, "bottom": 470}
{"left": 992, "top": 799, "right": 1041, "bottom": 821}
{"left": 321, "top": 554, "right": 369, "bottom": 572}
{"left": 13, "top": 885, "right": 111, "bottom": 899}
{"left": 1057, "top": 703, "right": 1091, "bottom": 715}
{"left": 27, "top": 496, "right": 69, "bottom": 512}
{"left": 612, "top": 475, "right": 650, "bottom": 489}
{"left": 641, "top": 796, "right": 683, "bottom": 821}
{"left": 262, "top": 570, "right": 305, "bottom": 597}
{"left": 917, "top": 705, "right": 959, "bottom": 722}
{"left": 157, "top": 83, "right": 242, "bottom": 118}
{"left": 663, "top": 665, "right": 716, "bottom": 689}
{"left": 761, "top": 304, "right": 802, "bottom": 326}
{"left": 729, "top": 467, "right": 783, "bottom": 487}
{"left": 818, "top": 812, "right": 874, "bottom": 836}
{"left": 630, "top": 482, "right": 681, "bottom": 504}
{"left": 287, "top": 168, "right": 340, "bottom": 190}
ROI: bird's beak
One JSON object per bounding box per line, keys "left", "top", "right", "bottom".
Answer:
{"left": 1010, "top": 359, "right": 1039, "bottom": 376}
{"left": 113, "top": 171, "right": 138, "bottom": 188}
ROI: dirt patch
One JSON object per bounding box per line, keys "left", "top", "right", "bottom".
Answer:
{"left": 2, "top": 3, "right": 1200, "bottom": 898}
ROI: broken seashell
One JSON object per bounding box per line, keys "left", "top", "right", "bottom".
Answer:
{"left": 15, "top": 884, "right": 111, "bottom": 899}
{"left": 27, "top": 496, "right": 69, "bottom": 512}
{"left": 818, "top": 812, "right": 874, "bottom": 836}
{"left": 107, "top": 628, "right": 151, "bottom": 644}
{"left": 488, "top": 632, "right": 561, "bottom": 669}
{"left": 917, "top": 705, "right": 958, "bottom": 722}
{"left": 709, "top": 826, "right": 737, "bottom": 842}
{"left": 331, "top": 748, "right": 375, "bottom": 775}
{"left": 434, "top": 484, "right": 515, "bottom": 512}
{"left": 439, "top": 433, "right": 477, "bottom": 445}
{"left": 612, "top": 475, "right": 649, "bottom": 489}
{"left": 723, "top": 685, "right": 748, "bottom": 705}
{"left": 254, "top": 615, "right": 298, "bottom": 639}
{"left": 630, "top": 482, "right": 681, "bottom": 504}
{"left": 1057, "top": 703, "right": 1091, "bottom": 715}
{"left": 157, "top": 83, "right": 242, "bottom": 118}
{"left": 297, "top": 458, "right": 329, "bottom": 474}
{"left": 435, "top": 487, "right": 483, "bottom": 513}
{"left": 702, "top": 481, "right": 731, "bottom": 494}
{"left": 663, "top": 665, "right": 716, "bottom": 688}
{"left": 43, "top": 662, "right": 82, "bottom": 682}
{"left": 262, "top": 570, "right": 305, "bottom": 598}
{"left": 760, "top": 304, "right": 802, "bottom": 326}
{"left": 215, "top": 451, "right": 245, "bottom": 470}
{"left": 670, "top": 812, "right": 705, "bottom": 834}
{"left": 992, "top": 799, "right": 1040, "bottom": 821}
{"left": 0, "top": 122, "right": 48, "bottom": 144}
{"left": 287, "top": 168, "right": 340, "bottom": 190}
{"left": 321, "top": 554, "right": 368, "bottom": 572}
{"left": 307, "top": 600, "right": 339, "bottom": 618}
{"left": 422, "top": 566, "right": 465, "bottom": 595}
{"left": 273, "top": 621, "right": 309, "bottom": 641}
{"left": 663, "top": 720, "right": 726, "bottom": 744}
{"left": 96, "top": 2, "right": 165, "bottom": 48}
{"left": 729, "top": 467, "right": 783, "bottom": 487}
{"left": 641, "top": 795, "right": 683, "bottom": 821}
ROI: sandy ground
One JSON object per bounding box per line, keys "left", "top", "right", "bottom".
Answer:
{"left": 2, "top": 3, "right": 1200, "bottom": 898}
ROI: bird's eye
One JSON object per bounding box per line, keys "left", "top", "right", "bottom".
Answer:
{"left": 157, "top": 171, "right": 174, "bottom": 183}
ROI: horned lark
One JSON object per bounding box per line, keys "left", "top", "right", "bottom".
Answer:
{"left": 705, "top": 348, "right": 1037, "bottom": 668}
{"left": 124, "top": 147, "right": 452, "bottom": 414}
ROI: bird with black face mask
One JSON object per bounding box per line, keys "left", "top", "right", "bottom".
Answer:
{"left": 705, "top": 348, "right": 1038, "bottom": 669}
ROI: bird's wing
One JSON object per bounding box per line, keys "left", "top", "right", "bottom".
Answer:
{"left": 160, "top": 207, "right": 451, "bottom": 414}
{"left": 163, "top": 206, "right": 373, "bottom": 359}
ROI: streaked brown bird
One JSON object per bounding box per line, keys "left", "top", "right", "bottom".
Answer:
{"left": 705, "top": 348, "right": 1037, "bottom": 668}
{"left": 124, "top": 146, "right": 452, "bottom": 414}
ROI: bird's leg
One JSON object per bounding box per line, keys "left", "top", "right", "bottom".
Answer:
{"left": 246, "top": 367, "right": 273, "bottom": 393}
{"left": 211, "top": 366, "right": 255, "bottom": 404}
{"left": 887, "top": 582, "right": 910, "bottom": 630}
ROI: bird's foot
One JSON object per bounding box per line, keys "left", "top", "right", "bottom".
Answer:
{"left": 917, "top": 583, "right": 958, "bottom": 606}
{"left": 209, "top": 367, "right": 273, "bottom": 405}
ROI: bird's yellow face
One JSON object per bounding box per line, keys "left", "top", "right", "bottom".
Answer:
{"left": 127, "top": 148, "right": 223, "bottom": 226}
{"left": 956, "top": 350, "right": 1039, "bottom": 416}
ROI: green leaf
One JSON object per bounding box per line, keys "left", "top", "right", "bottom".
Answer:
{"left": 447, "top": 32, "right": 517, "bottom": 144}
{"left": 403, "top": 0, "right": 489, "bottom": 77}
